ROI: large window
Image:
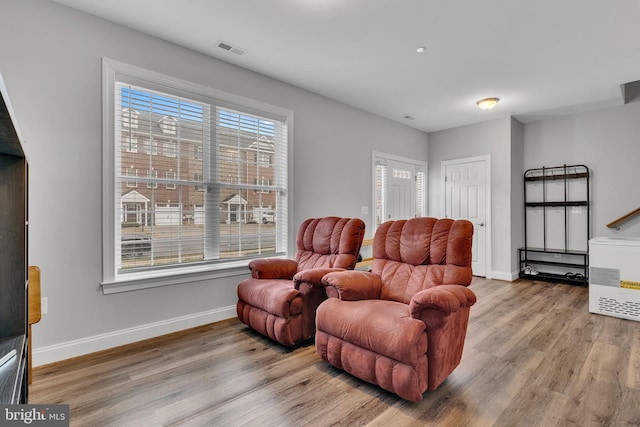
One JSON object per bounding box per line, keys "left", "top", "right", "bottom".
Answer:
{"left": 102, "top": 59, "right": 291, "bottom": 291}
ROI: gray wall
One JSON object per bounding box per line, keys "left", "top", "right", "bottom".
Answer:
{"left": 427, "top": 117, "right": 521, "bottom": 279}
{"left": 428, "top": 101, "right": 640, "bottom": 281}
{"left": 0, "top": 0, "right": 428, "bottom": 364}
{"left": 510, "top": 118, "right": 525, "bottom": 274}
{"left": 524, "top": 101, "right": 640, "bottom": 239}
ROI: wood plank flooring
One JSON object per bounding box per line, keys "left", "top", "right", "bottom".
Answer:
{"left": 29, "top": 278, "right": 640, "bottom": 426}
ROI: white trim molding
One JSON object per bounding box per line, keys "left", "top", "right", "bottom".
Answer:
{"left": 32, "top": 305, "right": 236, "bottom": 367}
{"left": 491, "top": 270, "right": 518, "bottom": 282}
{"left": 101, "top": 264, "right": 250, "bottom": 294}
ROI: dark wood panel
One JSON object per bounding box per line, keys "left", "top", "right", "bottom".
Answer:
{"left": 29, "top": 278, "right": 640, "bottom": 426}
{"left": 0, "top": 92, "right": 23, "bottom": 157}
{"left": 0, "top": 155, "right": 27, "bottom": 338}
{"left": 0, "top": 78, "right": 28, "bottom": 404}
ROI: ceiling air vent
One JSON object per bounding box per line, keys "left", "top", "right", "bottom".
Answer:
{"left": 216, "top": 40, "right": 246, "bottom": 56}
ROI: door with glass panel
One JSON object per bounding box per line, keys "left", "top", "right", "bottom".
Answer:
{"left": 374, "top": 154, "right": 426, "bottom": 228}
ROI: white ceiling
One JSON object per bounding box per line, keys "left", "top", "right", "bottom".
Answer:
{"left": 51, "top": 0, "right": 640, "bottom": 132}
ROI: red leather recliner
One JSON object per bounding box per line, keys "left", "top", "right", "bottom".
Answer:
{"left": 237, "top": 217, "right": 365, "bottom": 346}
{"left": 315, "top": 217, "right": 476, "bottom": 401}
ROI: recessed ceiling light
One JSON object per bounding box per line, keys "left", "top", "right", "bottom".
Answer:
{"left": 416, "top": 47, "right": 427, "bottom": 53}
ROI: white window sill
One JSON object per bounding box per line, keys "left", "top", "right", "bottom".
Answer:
{"left": 100, "top": 259, "right": 268, "bottom": 294}
{"left": 100, "top": 261, "right": 250, "bottom": 295}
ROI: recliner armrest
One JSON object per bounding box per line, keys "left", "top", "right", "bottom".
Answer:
{"left": 409, "top": 284, "right": 476, "bottom": 319}
{"left": 321, "top": 270, "right": 382, "bottom": 300}
{"left": 248, "top": 258, "right": 298, "bottom": 280}
{"left": 293, "top": 268, "right": 346, "bottom": 289}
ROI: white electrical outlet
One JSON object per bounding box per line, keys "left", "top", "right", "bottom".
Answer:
{"left": 361, "top": 206, "right": 369, "bottom": 215}
{"left": 41, "top": 297, "right": 48, "bottom": 315}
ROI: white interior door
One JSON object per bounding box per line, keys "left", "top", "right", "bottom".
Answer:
{"left": 444, "top": 159, "right": 488, "bottom": 277}
{"left": 386, "top": 159, "right": 416, "bottom": 221}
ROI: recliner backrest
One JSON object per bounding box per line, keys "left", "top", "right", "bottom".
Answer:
{"left": 295, "top": 217, "right": 365, "bottom": 271}
{"left": 371, "top": 217, "right": 473, "bottom": 304}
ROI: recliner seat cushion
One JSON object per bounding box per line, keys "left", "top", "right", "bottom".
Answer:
{"left": 316, "top": 298, "right": 427, "bottom": 366}
{"left": 237, "top": 279, "right": 302, "bottom": 318}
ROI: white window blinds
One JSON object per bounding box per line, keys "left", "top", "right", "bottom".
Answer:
{"left": 416, "top": 170, "right": 426, "bottom": 218}
{"left": 106, "top": 61, "right": 289, "bottom": 284}
{"left": 375, "top": 162, "right": 386, "bottom": 227}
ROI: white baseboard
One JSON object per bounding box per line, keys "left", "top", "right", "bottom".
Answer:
{"left": 490, "top": 270, "right": 518, "bottom": 282}
{"left": 32, "top": 305, "right": 237, "bottom": 367}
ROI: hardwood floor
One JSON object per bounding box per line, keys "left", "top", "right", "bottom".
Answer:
{"left": 29, "top": 278, "right": 640, "bottom": 426}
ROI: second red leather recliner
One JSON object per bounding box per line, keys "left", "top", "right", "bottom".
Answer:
{"left": 237, "top": 216, "right": 365, "bottom": 346}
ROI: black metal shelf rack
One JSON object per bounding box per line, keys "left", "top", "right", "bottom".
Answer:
{"left": 519, "top": 164, "right": 590, "bottom": 286}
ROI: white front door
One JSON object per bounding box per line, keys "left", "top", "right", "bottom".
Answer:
{"left": 386, "top": 159, "right": 416, "bottom": 221}
{"left": 373, "top": 152, "right": 427, "bottom": 230}
{"left": 443, "top": 158, "right": 488, "bottom": 277}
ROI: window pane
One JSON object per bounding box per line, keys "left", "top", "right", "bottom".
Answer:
{"left": 219, "top": 187, "right": 278, "bottom": 258}
{"left": 114, "top": 81, "right": 287, "bottom": 276}
{"left": 119, "top": 185, "right": 204, "bottom": 269}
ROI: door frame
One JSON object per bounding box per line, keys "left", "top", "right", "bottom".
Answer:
{"left": 440, "top": 155, "right": 492, "bottom": 279}
{"left": 372, "top": 151, "right": 427, "bottom": 232}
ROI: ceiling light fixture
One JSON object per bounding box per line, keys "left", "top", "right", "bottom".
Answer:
{"left": 476, "top": 97, "right": 500, "bottom": 110}
{"left": 416, "top": 46, "right": 427, "bottom": 53}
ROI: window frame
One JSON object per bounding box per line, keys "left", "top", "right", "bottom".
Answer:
{"left": 146, "top": 169, "right": 158, "bottom": 189}
{"left": 164, "top": 141, "right": 177, "bottom": 158}
{"left": 125, "top": 167, "right": 138, "bottom": 188}
{"left": 101, "top": 58, "right": 293, "bottom": 293}
{"left": 124, "top": 135, "right": 138, "bottom": 153}
{"left": 166, "top": 171, "right": 177, "bottom": 190}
